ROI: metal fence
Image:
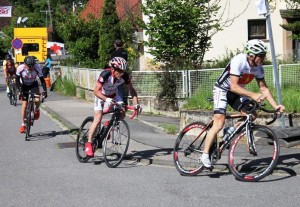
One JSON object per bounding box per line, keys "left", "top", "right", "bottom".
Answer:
{"left": 60, "top": 64, "right": 300, "bottom": 98}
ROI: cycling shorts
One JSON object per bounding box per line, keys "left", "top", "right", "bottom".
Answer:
{"left": 94, "top": 95, "right": 122, "bottom": 111}
{"left": 213, "top": 86, "right": 250, "bottom": 114}
{"left": 20, "top": 81, "right": 40, "bottom": 101}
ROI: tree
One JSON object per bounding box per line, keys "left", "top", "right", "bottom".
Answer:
{"left": 141, "top": 0, "right": 221, "bottom": 69}
{"left": 280, "top": 0, "right": 300, "bottom": 40}
{"left": 55, "top": 13, "right": 101, "bottom": 68}
{"left": 98, "top": 0, "right": 120, "bottom": 68}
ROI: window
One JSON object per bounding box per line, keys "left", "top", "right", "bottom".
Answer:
{"left": 22, "top": 43, "right": 39, "bottom": 56}
{"left": 248, "top": 19, "right": 266, "bottom": 40}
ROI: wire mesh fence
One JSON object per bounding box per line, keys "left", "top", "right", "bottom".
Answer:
{"left": 59, "top": 64, "right": 300, "bottom": 98}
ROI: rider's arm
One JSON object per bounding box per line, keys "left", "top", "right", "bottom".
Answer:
{"left": 230, "top": 75, "right": 262, "bottom": 102}
{"left": 256, "top": 79, "right": 285, "bottom": 112}
{"left": 39, "top": 76, "right": 47, "bottom": 92}
{"left": 3, "top": 61, "right": 7, "bottom": 78}
{"left": 93, "top": 83, "right": 109, "bottom": 101}
{"left": 125, "top": 82, "right": 139, "bottom": 105}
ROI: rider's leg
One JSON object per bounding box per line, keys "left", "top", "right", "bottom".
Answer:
{"left": 87, "top": 111, "right": 103, "bottom": 143}
{"left": 201, "top": 114, "right": 226, "bottom": 168}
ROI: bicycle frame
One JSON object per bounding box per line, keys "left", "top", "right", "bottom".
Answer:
{"left": 186, "top": 106, "right": 276, "bottom": 164}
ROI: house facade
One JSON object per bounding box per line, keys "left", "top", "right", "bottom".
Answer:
{"left": 203, "top": 0, "right": 297, "bottom": 62}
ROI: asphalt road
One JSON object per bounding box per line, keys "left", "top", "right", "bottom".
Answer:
{"left": 1, "top": 70, "right": 300, "bottom": 207}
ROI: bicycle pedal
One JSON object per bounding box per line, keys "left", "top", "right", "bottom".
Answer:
{"left": 203, "top": 166, "right": 214, "bottom": 172}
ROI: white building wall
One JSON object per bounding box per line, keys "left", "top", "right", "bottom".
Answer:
{"left": 205, "top": 0, "right": 288, "bottom": 61}
{"left": 140, "top": 0, "right": 289, "bottom": 69}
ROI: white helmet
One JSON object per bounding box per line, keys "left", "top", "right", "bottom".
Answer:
{"left": 245, "top": 39, "right": 267, "bottom": 55}
{"left": 109, "top": 57, "right": 127, "bottom": 71}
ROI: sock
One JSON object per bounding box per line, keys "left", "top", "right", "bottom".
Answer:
{"left": 202, "top": 153, "right": 209, "bottom": 159}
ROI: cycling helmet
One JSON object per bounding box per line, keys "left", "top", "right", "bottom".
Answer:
{"left": 245, "top": 39, "right": 267, "bottom": 55}
{"left": 109, "top": 57, "right": 127, "bottom": 71}
{"left": 24, "top": 56, "right": 36, "bottom": 67}
{"left": 5, "top": 54, "right": 12, "bottom": 60}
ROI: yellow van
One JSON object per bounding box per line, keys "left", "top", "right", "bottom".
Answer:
{"left": 13, "top": 27, "right": 47, "bottom": 63}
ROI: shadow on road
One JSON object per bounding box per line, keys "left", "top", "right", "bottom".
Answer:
{"left": 26, "top": 128, "right": 78, "bottom": 141}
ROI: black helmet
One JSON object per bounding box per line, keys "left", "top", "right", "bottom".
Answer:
{"left": 24, "top": 56, "right": 36, "bottom": 67}
{"left": 5, "top": 54, "right": 12, "bottom": 60}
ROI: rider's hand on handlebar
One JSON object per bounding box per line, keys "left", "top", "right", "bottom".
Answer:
{"left": 42, "top": 91, "right": 48, "bottom": 99}
{"left": 253, "top": 93, "right": 266, "bottom": 103}
{"left": 106, "top": 98, "right": 114, "bottom": 106}
{"left": 134, "top": 104, "right": 142, "bottom": 113}
{"left": 275, "top": 104, "right": 285, "bottom": 115}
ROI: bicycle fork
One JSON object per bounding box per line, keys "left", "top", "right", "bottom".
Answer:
{"left": 246, "top": 122, "right": 257, "bottom": 156}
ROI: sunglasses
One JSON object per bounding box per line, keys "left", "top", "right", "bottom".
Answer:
{"left": 256, "top": 54, "right": 266, "bottom": 58}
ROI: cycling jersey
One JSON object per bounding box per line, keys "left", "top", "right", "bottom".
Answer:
{"left": 16, "top": 64, "right": 43, "bottom": 86}
{"left": 215, "top": 53, "right": 264, "bottom": 90}
{"left": 94, "top": 68, "right": 130, "bottom": 111}
{"left": 96, "top": 68, "right": 130, "bottom": 98}
{"left": 213, "top": 53, "right": 265, "bottom": 114}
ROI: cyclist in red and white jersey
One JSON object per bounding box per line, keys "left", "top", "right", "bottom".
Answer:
{"left": 201, "top": 39, "right": 285, "bottom": 168}
{"left": 16, "top": 56, "right": 47, "bottom": 133}
{"left": 3, "top": 54, "right": 17, "bottom": 95}
{"left": 85, "top": 57, "right": 141, "bottom": 157}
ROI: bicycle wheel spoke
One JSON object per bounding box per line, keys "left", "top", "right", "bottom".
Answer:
{"left": 173, "top": 122, "right": 207, "bottom": 176}
{"left": 104, "top": 120, "right": 130, "bottom": 168}
{"left": 228, "top": 125, "right": 279, "bottom": 182}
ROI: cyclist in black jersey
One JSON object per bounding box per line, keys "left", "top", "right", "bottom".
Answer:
{"left": 201, "top": 39, "right": 285, "bottom": 168}
{"left": 85, "top": 57, "right": 140, "bottom": 157}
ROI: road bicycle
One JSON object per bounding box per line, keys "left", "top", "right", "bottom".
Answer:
{"left": 24, "top": 90, "right": 45, "bottom": 141}
{"left": 76, "top": 102, "right": 140, "bottom": 168}
{"left": 173, "top": 99, "right": 280, "bottom": 182}
{"left": 8, "top": 76, "right": 18, "bottom": 106}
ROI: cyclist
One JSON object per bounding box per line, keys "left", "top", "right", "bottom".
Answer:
{"left": 3, "top": 54, "right": 17, "bottom": 95}
{"left": 85, "top": 57, "right": 140, "bottom": 157}
{"left": 201, "top": 39, "right": 285, "bottom": 168}
{"left": 16, "top": 56, "right": 48, "bottom": 133}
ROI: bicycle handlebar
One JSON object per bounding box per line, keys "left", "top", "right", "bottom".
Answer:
{"left": 103, "top": 102, "right": 141, "bottom": 119}
{"left": 206, "top": 97, "right": 280, "bottom": 125}
{"left": 246, "top": 100, "right": 280, "bottom": 125}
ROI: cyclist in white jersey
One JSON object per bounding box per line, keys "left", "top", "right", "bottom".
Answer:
{"left": 85, "top": 57, "right": 141, "bottom": 157}
{"left": 16, "top": 56, "right": 47, "bottom": 133}
{"left": 201, "top": 39, "right": 285, "bottom": 168}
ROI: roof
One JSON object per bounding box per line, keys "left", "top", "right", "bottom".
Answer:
{"left": 81, "top": 0, "right": 142, "bottom": 20}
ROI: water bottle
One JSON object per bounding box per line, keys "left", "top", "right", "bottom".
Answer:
{"left": 222, "top": 126, "right": 235, "bottom": 142}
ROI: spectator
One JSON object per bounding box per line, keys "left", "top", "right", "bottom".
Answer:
{"left": 42, "top": 53, "right": 52, "bottom": 78}
{"left": 111, "top": 39, "right": 128, "bottom": 61}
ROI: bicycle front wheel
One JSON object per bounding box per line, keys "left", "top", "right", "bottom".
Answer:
{"left": 76, "top": 117, "right": 94, "bottom": 163}
{"left": 228, "top": 125, "right": 279, "bottom": 182}
{"left": 11, "top": 84, "right": 18, "bottom": 106}
{"left": 8, "top": 84, "right": 13, "bottom": 105}
{"left": 103, "top": 120, "right": 130, "bottom": 168}
{"left": 25, "top": 102, "right": 33, "bottom": 141}
{"left": 173, "top": 122, "right": 208, "bottom": 176}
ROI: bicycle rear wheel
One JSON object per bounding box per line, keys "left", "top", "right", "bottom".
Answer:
{"left": 228, "top": 125, "right": 279, "bottom": 182}
{"left": 25, "top": 101, "right": 34, "bottom": 141}
{"left": 76, "top": 117, "right": 94, "bottom": 163}
{"left": 103, "top": 120, "right": 130, "bottom": 168}
{"left": 173, "top": 122, "right": 208, "bottom": 176}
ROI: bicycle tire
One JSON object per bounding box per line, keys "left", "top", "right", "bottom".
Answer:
{"left": 11, "top": 84, "right": 18, "bottom": 106}
{"left": 103, "top": 120, "right": 130, "bottom": 168}
{"left": 8, "top": 84, "right": 13, "bottom": 105}
{"left": 76, "top": 117, "right": 94, "bottom": 163}
{"left": 25, "top": 101, "right": 34, "bottom": 141}
{"left": 228, "top": 125, "right": 279, "bottom": 182}
{"left": 173, "top": 122, "right": 208, "bottom": 176}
